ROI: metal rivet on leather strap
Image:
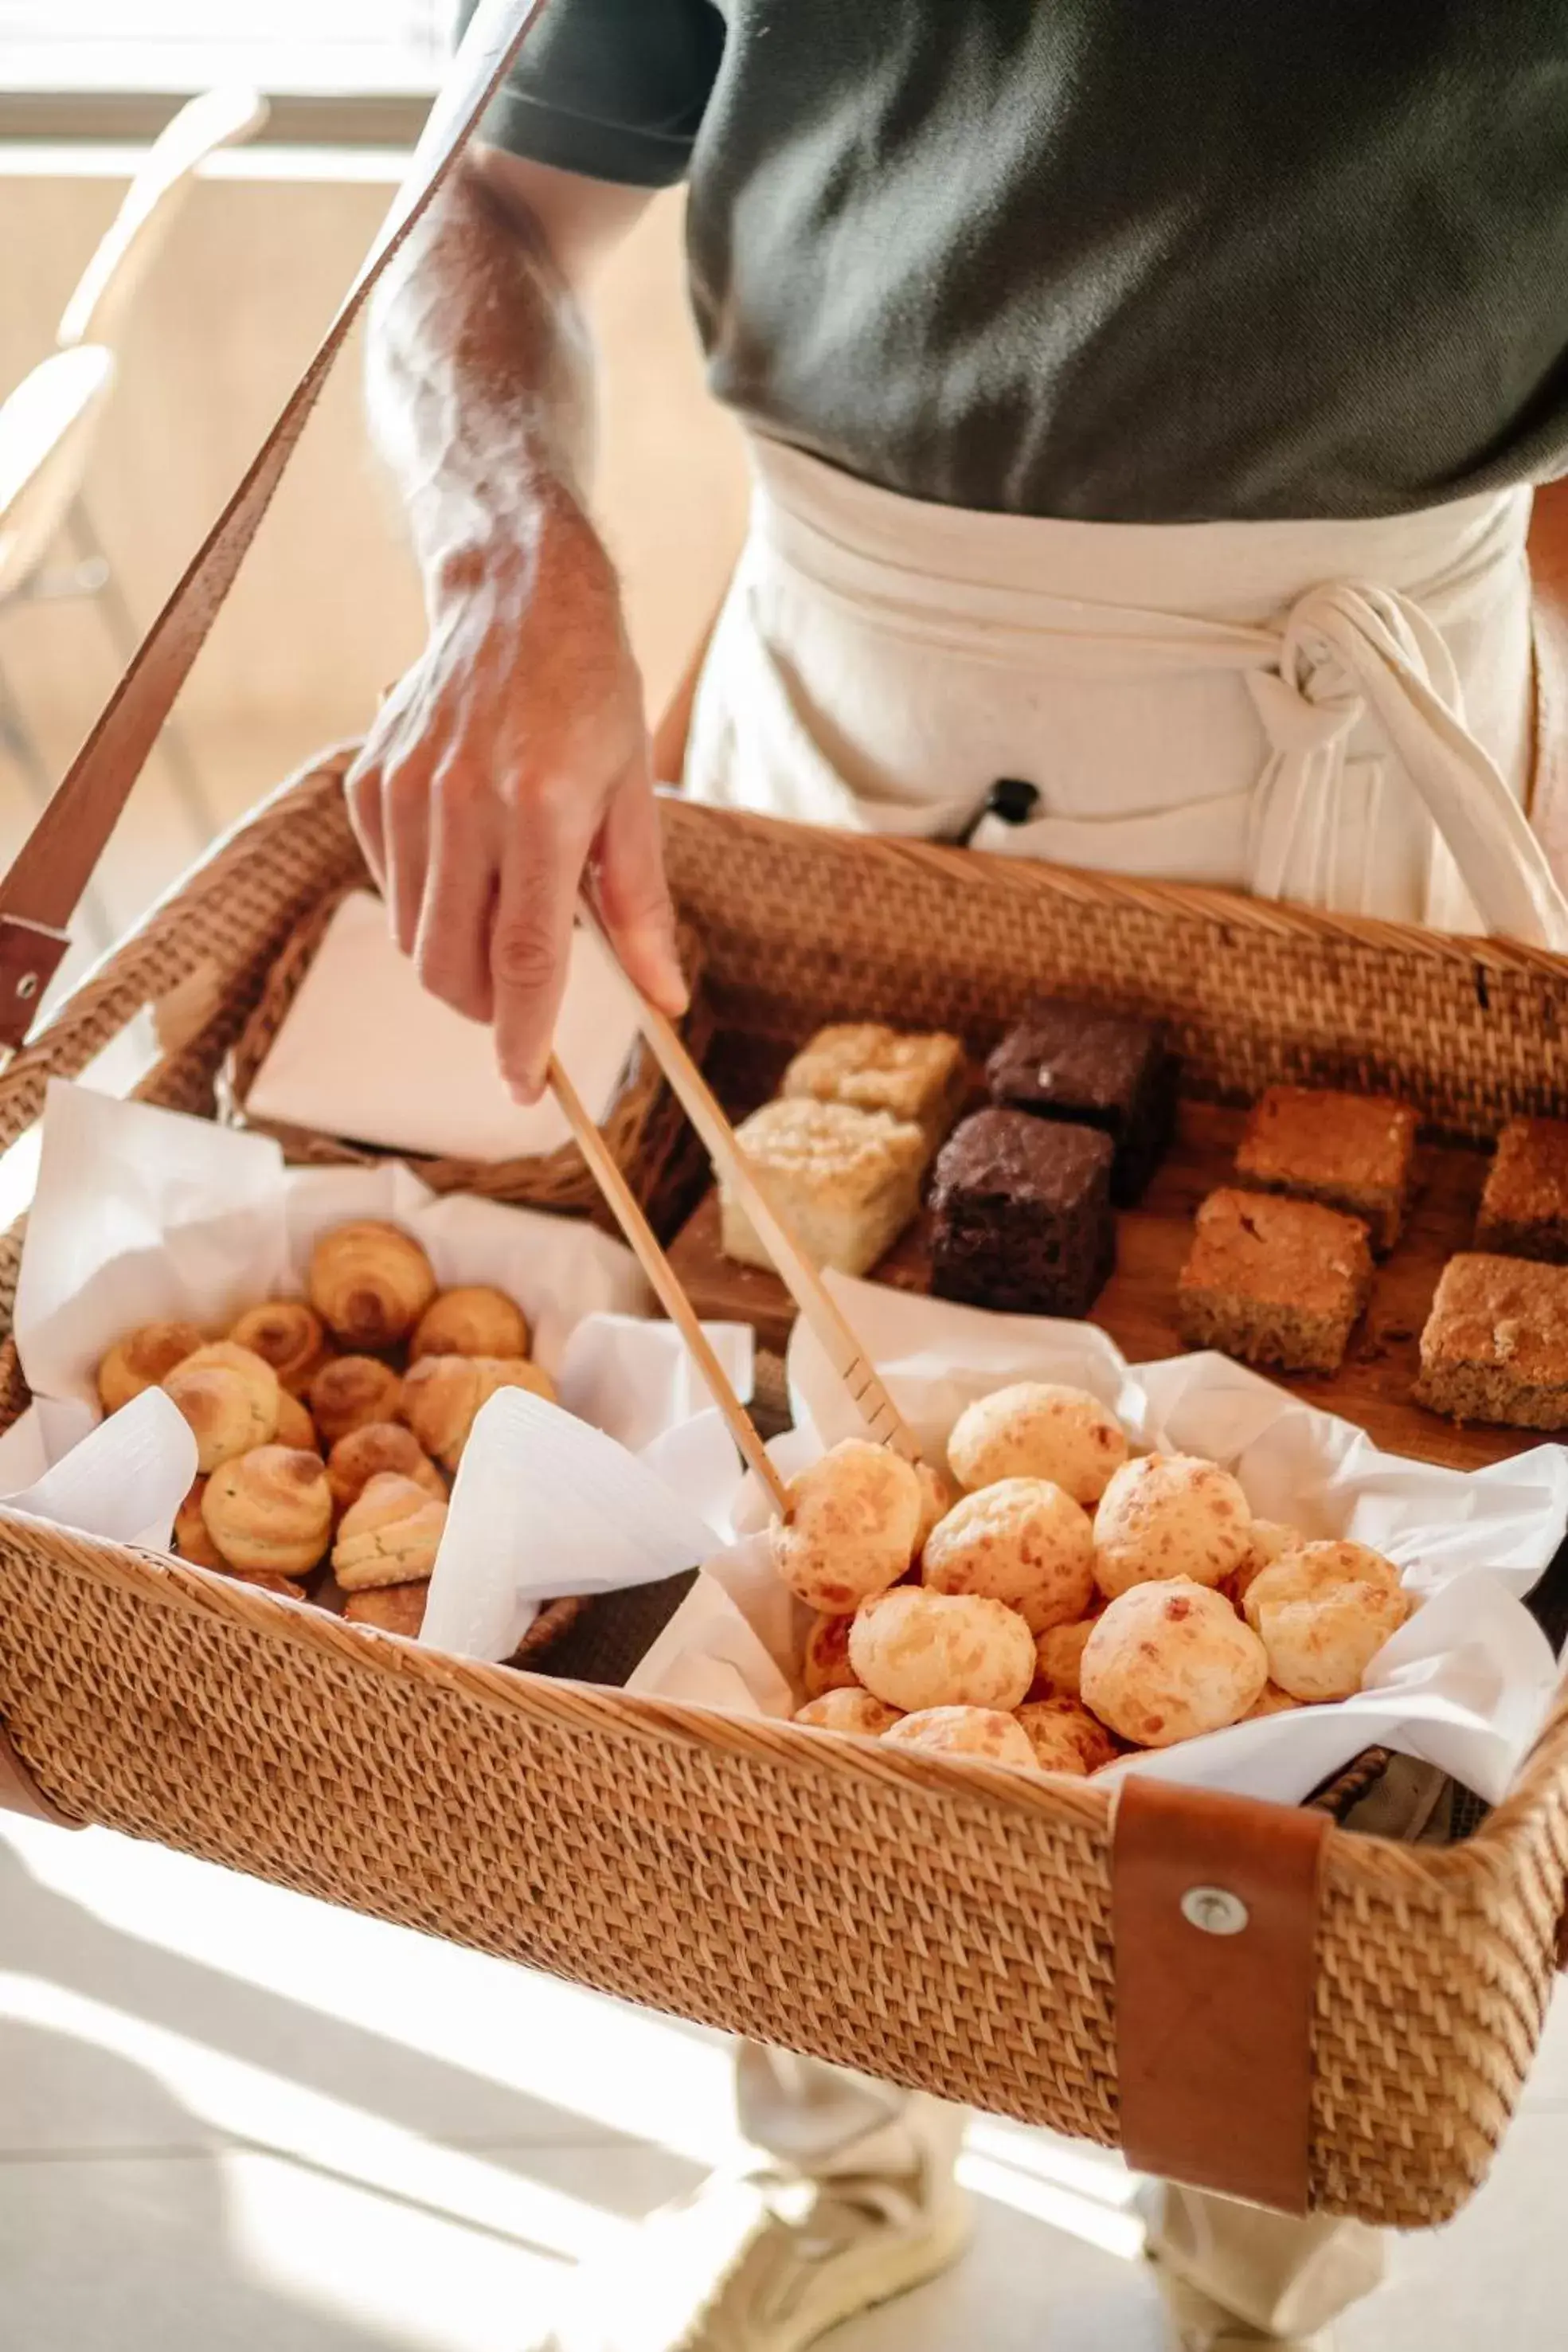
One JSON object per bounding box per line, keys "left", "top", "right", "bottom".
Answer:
{"left": 14, "top": 972, "right": 37, "bottom": 1001}
{"left": 1181, "top": 1885, "right": 1249, "bottom": 1935}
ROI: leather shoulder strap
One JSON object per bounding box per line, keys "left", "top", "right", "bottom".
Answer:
{"left": 0, "top": 0, "right": 556, "bottom": 1044}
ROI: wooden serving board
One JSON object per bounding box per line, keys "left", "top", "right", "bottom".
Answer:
{"left": 667, "top": 1094, "right": 1530, "bottom": 1474}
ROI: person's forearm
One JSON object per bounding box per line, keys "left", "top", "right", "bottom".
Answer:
{"left": 348, "top": 155, "right": 682, "bottom": 1098}
{"left": 366, "top": 162, "right": 597, "bottom": 597}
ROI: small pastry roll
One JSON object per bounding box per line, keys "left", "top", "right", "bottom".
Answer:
{"left": 173, "top": 1478, "right": 224, "bottom": 1569}
{"left": 274, "top": 1389, "right": 319, "bottom": 1453}
{"left": 1081, "top": 1579, "right": 1268, "bottom": 1747}
{"left": 849, "top": 1587, "right": 1034, "bottom": 1714}
{"left": 308, "top": 1219, "right": 437, "bottom": 1350}
{"left": 228, "top": 1300, "right": 330, "bottom": 1396}
{"left": 163, "top": 1342, "right": 280, "bottom": 1473}
{"left": 793, "top": 1689, "right": 903, "bottom": 1736}
{"left": 201, "top": 1445, "right": 334, "bottom": 1578}
{"left": 401, "top": 1354, "right": 558, "bottom": 1473}
{"left": 948, "top": 1383, "right": 1130, "bottom": 1508}
{"left": 770, "top": 1439, "right": 923, "bottom": 1614}
{"left": 97, "top": 1319, "right": 205, "bottom": 1416}
{"left": 801, "top": 1611, "right": 859, "bottom": 1699}
{"left": 1030, "top": 1616, "right": 1099, "bottom": 1701}
{"left": 1015, "top": 1696, "right": 1119, "bottom": 1774}
{"left": 412, "top": 1285, "right": 529, "bottom": 1362}
{"left": 309, "top": 1356, "right": 404, "bottom": 1449}
{"left": 1241, "top": 1540, "right": 1410, "bottom": 1704}
{"left": 921, "top": 1477, "right": 1095, "bottom": 1634}
{"left": 327, "top": 1422, "right": 445, "bottom": 1515}
{"left": 1093, "top": 1453, "right": 1253, "bottom": 1601}
{"left": 882, "top": 1706, "right": 1039, "bottom": 1768}
{"left": 344, "top": 1583, "right": 428, "bottom": 1638}
{"left": 332, "top": 1471, "right": 448, "bottom": 1590}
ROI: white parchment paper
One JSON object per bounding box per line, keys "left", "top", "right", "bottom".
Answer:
{"left": 1, "top": 1082, "right": 752, "bottom": 1576}
{"left": 628, "top": 1277, "right": 1568, "bottom": 1806}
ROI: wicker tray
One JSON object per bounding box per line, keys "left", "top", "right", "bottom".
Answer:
{"left": 220, "top": 881, "right": 713, "bottom": 1235}
{"left": 2, "top": 758, "right": 1567, "bottom": 2231}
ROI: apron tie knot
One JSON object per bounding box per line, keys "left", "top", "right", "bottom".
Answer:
{"left": 1247, "top": 579, "right": 1568, "bottom": 948}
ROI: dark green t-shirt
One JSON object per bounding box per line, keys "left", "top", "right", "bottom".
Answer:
{"left": 458, "top": 1, "right": 1568, "bottom": 523}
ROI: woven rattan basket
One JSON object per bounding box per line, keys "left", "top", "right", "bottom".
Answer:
{"left": 4, "top": 5, "right": 1567, "bottom": 2230}
{"left": 219, "top": 882, "right": 712, "bottom": 1231}
{"left": 2, "top": 760, "right": 1568, "bottom": 2229}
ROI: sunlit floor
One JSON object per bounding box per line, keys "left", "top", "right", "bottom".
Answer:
{"left": 2, "top": 1816, "right": 1566, "bottom": 2352}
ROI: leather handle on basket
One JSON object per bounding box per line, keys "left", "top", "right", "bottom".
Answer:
{"left": 1112, "top": 1775, "right": 1328, "bottom": 2215}
{"left": 0, "top": 0, "right": 557, "bottom": 1046}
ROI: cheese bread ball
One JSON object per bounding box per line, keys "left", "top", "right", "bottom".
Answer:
{"left": 794, "top": 1689, "right": 904, "bottom": 1736}
{"left": 914, "top": 1461, "right": 960, "bottom": 1556}
{"left": 1241, "top": 1540, "right": 1410, "bottom": 1704}
{"left": 850, "top": 1587, "right": 1034, "bottom": 1713}
{"left": 771, "top": 1439, "right": 923, "bottom": 1614}
{"left": 948, "top": 1382, "right": 1130, "bottom": 1507}
{"left": 1081, "top": 1579, "right": 1268, "bottom": 1747}
{"left": 801, "top": 1611, "right": 859, "bottom": 1699}
{"left": 922, "top": 1477, "right": 1094, "bottom": 1634}
{"left": 882, "top": 1706, "right": 1038, "bottom": 1768}
{"left": 1030, "top": 1616, "right": 1099, "bottom": 1700}
{"left": 1241, "top": 1682, "right": 1302, "bottom": 1720}
{"left": 1227, "top": 1519, "right": 1303, "bottom": 1608}
{"left": 1015, "top": 1696, "right": 1119, "bottom": 1775}
{"left": 1093, "top": 1453, "right": 1253, "bottom": 1600}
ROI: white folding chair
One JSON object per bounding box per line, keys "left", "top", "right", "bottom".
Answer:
{"left": 0, "top": 86, "right": 269, "bottom": 930}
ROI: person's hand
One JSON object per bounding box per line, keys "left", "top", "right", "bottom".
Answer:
{"left": 346, "top": 491, "right": 686, "bottom": 1101}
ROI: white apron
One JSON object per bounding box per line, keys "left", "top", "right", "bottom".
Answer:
{"left": 684, "top": 433, "right": 1568, "bottom": 946}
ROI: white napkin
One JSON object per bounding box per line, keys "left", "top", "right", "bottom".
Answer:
{"left": 242, "top": 891, "right": 642, "bottom": 1163}
{"left": 5, "top": 1086, "right": 752, "bottom": 1589}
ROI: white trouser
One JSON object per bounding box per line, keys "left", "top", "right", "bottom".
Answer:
{"left": 687, "top": 433, "right": 1568, "bottom": 947}
{"left": 683, "top": 440, "right": 1526, "bottom": 2333}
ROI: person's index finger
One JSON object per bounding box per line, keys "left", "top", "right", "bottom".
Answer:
{"left": 489, "top": 800, "right": 593, "bottom": 1104}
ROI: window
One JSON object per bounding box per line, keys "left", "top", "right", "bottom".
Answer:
{"left": 0, "top": 2, "right": 456, "bottom": 142}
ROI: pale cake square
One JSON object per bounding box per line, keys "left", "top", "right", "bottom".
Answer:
{"left": 781, "top": 1023, "right": 968, "bottom": 1152}
{"left": 1415, "top": 1251, "right": 1568, "bottom": 1430}
{"left": 719, "top": 1098, "right": 928, "bottom": 1278}
{"left": 1475, "top": 1117, "right": 1568, "bottom": 1263}
{"left": 1177, "top": 1188, "right": 1374, "bottom": 1375}
{"left": 1235, "top": 1086, "right": 1417, "bottom": 1253}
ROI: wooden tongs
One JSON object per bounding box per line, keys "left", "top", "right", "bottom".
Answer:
{"left": 547, "top": 904, "right": 929, "bottom": 1515}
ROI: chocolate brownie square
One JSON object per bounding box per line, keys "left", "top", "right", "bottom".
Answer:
{"left": 1475, "top": 1117, "right": 1568, "bottom": 1263}
{"left": 1414, "top": 1251, "right": 1568, "bottom": 1430}
{"left": 986, "top": 1000, "right": 1177, "bottom": 1205}
{"left": 1176, "top": 1188, "right": 1374, "bottom": 1376}
{"left": 929, "top": 1107, "right": 1115, "bottom": 1317}
{"left": 1234, "top": 1086, "right": 1417, "bottom": 1254}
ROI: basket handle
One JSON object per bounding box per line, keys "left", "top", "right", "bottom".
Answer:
{"left": 0, "top": 0, "right": 556, "bottom": 1048}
